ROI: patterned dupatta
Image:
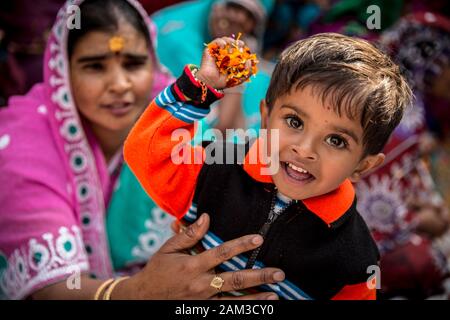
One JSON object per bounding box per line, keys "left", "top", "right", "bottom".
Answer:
{"left": 0, "top": 0, "right": 173, "bottom": 299}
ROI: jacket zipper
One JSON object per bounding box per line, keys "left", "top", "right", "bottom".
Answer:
{"left": 245, "top": 190, "right": 291, "bottom": 269}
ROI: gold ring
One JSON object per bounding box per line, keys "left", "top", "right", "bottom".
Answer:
{"left": 210, "top": 275, "right": 225, "bottom": 292}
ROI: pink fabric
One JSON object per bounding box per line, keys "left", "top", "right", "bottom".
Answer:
{"left": 0, "top": 0, "right": 173, "bottom": 299}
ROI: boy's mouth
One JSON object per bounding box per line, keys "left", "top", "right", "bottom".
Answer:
{"left": 282, "top": 161, "right": 315, "bottom": 184}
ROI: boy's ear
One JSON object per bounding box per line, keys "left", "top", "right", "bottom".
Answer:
{"left": 260, "top": 99, "right": 269, "bottom": 130}
{"left": 349, "top": 153, "right": 385, "bottom": 183}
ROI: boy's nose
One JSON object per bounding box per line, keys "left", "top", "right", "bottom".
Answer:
{"left": 290, "top": 143, "right": 318, "bottom": 162}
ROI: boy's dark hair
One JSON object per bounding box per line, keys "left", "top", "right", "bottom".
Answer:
{"left": 265, "top": 33, "right": 412, "bottom": 156}
{"left": 68, "top": 0, "right": 150, "bottom": 58}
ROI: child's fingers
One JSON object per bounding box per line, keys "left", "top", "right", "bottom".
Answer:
{"left": 223, "top": 37, "right": 245, "bottom": 48}
{"left": 221, "top": 36, "right": 238, "bottom": 45}
{"left": 215, "top": 38, "right": 229, "bottom": 48}
{"left": 210, "top": 37, "right": 246, "bottom": 50}
{"left": 209, "top": 37, "right": 230, "bottom": 49}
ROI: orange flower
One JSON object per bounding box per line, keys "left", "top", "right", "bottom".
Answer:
{"left": 207, "top": 33, "right": 259, "bottom": 87}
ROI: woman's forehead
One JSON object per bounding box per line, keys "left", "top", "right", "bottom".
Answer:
{"left": 71, "top": 23, "right": 149, "bottom": 57}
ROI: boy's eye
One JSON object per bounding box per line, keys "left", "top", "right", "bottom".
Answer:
{"left": 326, "top": 135, "right": 348, "bottom": 149}
{"left": 285, "top": 115, "right": 303, "bottom": 129}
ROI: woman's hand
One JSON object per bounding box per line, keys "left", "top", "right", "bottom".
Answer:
{"left": 196, "top": 37, "right": 253, "bottom": 90}
{"left": 115, "top": 213, "right": 285, "bottom": 300}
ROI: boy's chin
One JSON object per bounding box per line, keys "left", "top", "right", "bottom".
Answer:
{"left": 278, "top": 189, "right": 312, "bottom": 201}
{"left": 275, "top": 184, "right": 336, "bottom": 201}
{"left": 272, "top": 179, "right": 313, "bottom": 201}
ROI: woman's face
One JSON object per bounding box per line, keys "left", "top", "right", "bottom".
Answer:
{"left": 69, "top": 21, "right": 153, "bottom": 135}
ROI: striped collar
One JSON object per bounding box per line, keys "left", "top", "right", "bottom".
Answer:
{"left": 243, "top": 137, "right": 355, "bottom": 226}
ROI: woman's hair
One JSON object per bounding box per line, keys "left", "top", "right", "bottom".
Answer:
{"left": 68, "top": 0, "right": 150, "bottom": 57}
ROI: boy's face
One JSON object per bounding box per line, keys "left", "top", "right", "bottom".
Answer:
{"left": 260, "top": 86, "right": 384, "bottom": 201}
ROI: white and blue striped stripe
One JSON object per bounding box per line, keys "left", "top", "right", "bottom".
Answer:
{"left": 274, "top": 192, "right": 292, "bottom": 214}
{"left": 155, "top": 87, "right": 209, "bottom": 123}
{"left": 185, "top": 203, "right": 198, "bottom": 222}
{"left": 201, "top": 231, "right": 313, "bottom": 300}
{"left": 182, "top": 202, "right": 312, "bottom": 300}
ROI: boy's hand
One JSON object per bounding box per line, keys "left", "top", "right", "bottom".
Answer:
{"left": 196, "top": 37, "right": 254, "bottom": 90}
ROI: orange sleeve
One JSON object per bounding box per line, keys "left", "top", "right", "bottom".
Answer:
{"left": 331, "top": 282, "right": 376, "bottom": 300}
{"left": 124, "top": 85, "right": 211, "bottom": 219}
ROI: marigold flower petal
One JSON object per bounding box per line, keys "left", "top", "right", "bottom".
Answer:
{"left": 207, "top": 34, "right": 259, "bottom": 86}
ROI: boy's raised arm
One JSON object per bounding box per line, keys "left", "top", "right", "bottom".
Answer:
{"left": 123, "top": 66, "right": 222, "bottom": 219}
{"left": 124, "top": 37, "right": 255, "bottom": 219}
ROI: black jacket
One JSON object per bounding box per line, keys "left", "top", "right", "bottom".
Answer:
{"left": 186, "top": 141, "right": 380, "bottom": 300}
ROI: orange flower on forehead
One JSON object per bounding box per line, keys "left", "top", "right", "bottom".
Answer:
{"left": 207, "top": 33, "right": 259, "bottom": 87}
{"left": 109, "top": 36, "right": 125, "bottom": 53}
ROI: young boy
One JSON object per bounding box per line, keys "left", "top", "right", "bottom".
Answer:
{"left": 124, "top": 33, "right": 412, "bottom": 299}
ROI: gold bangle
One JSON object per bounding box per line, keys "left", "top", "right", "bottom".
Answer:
{"left": 103, "top": 276, "right": 130, "bottom": 300}
{"left": 93, "top": 278, "right": 114, "bottom": 300}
